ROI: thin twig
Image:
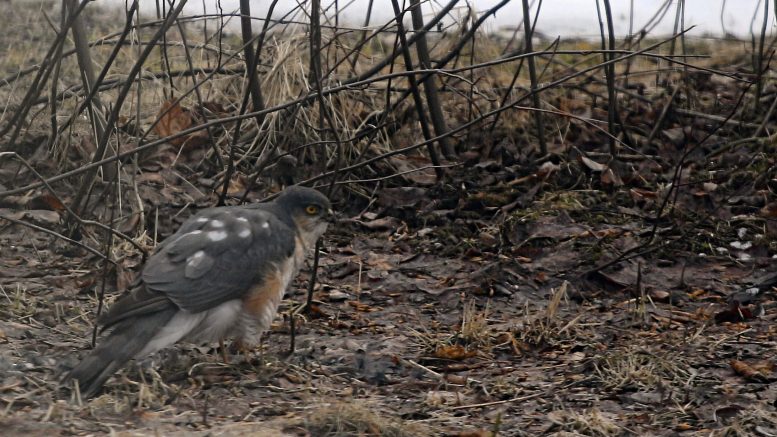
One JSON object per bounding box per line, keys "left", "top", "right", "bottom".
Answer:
{"left": 521, "top": 0, "right": 546, "bottom": 155}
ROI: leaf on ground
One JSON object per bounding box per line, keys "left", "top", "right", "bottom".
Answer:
{"left": 388, "top": 156, "right": 437, "bottom": 186}
{"left": 115, "top": 257, "right": 140, "bottom": 292}
{"left": 434, "top": 344, "right": 476, "bottom": 360}
{"left": 524, "top": 213, "right": 588, "bottom": 240}
{"left": 601, "top": 167, "right": 624, "bottom": 187}
{"left": 364, "top": 251, "right": 398, "bottom": 271}
{"left": 377, "top": 187, "right": 427, "bottom": 210}
{"left": 761, "top": 202, "right": 777, "bottom": 218}
{"left": 715, "top": 301, "right": 756, "bottom": 323}
{"left": 154, "top": 99, "right": 208, "bottom": 148}
{"left": 225, "top": 173, "right": 247, "bottom": 197}
{"left": 1, "top": 208, "right": 60, "bottom": 226}
{"left": 200, "top": 101, "right": 228, "bottom": 116}
{"left": 662, "top": 127, "right": 686, "bottom": 146}
{"left": 536, "top": 161, "right": 560, "bottom": 179}
{"left": 580, "top": 155, "right": 605, "bottom": 172}
{"left": 730, "top": 360, "right": 773, "bottom": 382}
{"left": 28, "top": 192, "right": 65, "bottom": 212}
{"left": 630, "top": 188, "right": 658, "bottom": 202}
{"left": 347, "top": 300, "right": 378, "bottom": 312}
{"left": 354, "top": 216, "right": 402, "bottom": 231}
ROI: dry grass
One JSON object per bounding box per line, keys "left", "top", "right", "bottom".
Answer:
{"left": 301, "top": 401, "right": 430, "bottom": 437}
{"left": 546, "top": 408, "right": 621, "bottom": 436}
{"left": 460, "top": 299, "right": 491, "bottom": 347}
{"left": 516, "top": 281, "right": 583, "bottom": 348}
{"left": 408, "top": 298, "right": 495, "bottom": 360}
{"left": 591, "top": 346, "right": 692, "bottom": 391}
{"left": 2, "top": 1, "right": 759, "bottom": 209}
{"left": 714, "top": 408, "right": 777, "bottom": 437}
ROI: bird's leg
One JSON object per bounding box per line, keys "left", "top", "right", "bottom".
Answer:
{"left": 288, "top": 302, "right": 308, "bottom": 355}
{"left": 303, "top": 240, "right": 322, "bottom": 315}
{"left": 219, "top": 339, "right": 229, "bottom": 364}
{"left": 218, "top": 339, "right": 254, "bottom": 364}
{"left": 225, "top": 339, "right": 251, "bottom": 361}
{"left": 237, "top": 339, "right": 252, "bottom": 358}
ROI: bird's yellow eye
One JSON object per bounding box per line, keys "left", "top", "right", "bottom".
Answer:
{"left": 305, "top": 205, "right": 320, "bottom": 215}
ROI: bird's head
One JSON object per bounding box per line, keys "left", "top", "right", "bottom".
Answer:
{"left": 274, "top": 186, "right": 333, "bottom": 245}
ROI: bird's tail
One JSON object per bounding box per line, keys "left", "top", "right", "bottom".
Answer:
{"left": 65, "top": 308, "right": 177, "bottom": 398}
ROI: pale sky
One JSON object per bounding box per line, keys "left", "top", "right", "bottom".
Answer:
{"left": 118, "top": 0, "right": 772, "bottom": 39}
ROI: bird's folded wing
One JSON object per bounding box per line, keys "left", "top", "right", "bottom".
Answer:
{"left": 122, "top": 206, "right": 297, "bottom": 316}
{"left": 97, "top": 284, "right": 174, "bottom": 329}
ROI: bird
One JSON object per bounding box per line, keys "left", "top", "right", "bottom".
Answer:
{"left": 65, "top": 186, "right": 333, "bottom": 398}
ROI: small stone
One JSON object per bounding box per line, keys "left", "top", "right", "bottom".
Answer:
{"left": 327, "top": 290, "right": 349, "bottom": 301}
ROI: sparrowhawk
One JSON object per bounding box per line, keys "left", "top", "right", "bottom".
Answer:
{"left": 66, "top": 186, "right": 332, "bottom": 398}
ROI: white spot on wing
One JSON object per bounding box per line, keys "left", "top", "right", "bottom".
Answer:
{"left": 236, "top": 216, "right": 249, "bottom": 223}
{"left": 209, "top": 219, "right": 225, "bottom": 228}
{"left": 196, "top": 217, "right": 209, "bottom": 223}
{"left": 187, "top": 250, "right": 206, "bottom": 268}
{"left": 238, "top": 228, "right": 251, "bottom": 238}
{"left": 262, "top": 221, "right": 270, "bottom": 229}
{"left": 187, "top": 230, "right": 203, "bottom": 236}
{"left": 207, "top": 230, "right": 228, "bottom": 242}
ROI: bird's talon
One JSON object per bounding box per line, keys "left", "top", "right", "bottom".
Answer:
{"left": 219, "top": 339, "right": 230, "bottom": 364}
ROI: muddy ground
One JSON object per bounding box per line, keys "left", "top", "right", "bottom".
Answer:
{"left": 2, "top": 161, "right": 777, "bottom": 436}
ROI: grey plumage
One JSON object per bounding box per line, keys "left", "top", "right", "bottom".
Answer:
{"left": 141, "top": 208, "right": 296, "bottom": 313}
{"left": 65, "top": 305, "right": 177, "bottom": 398}
{"left": 65, "top": 186, "right": 331, "bottom": 398}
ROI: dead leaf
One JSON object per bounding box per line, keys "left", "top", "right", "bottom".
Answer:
{"left": 434, "top": 344, "right": 476, "bottom": 360}
{"left": 688, "top": 288, "right": 706, "bottom": 299}
{"left": 662, "top": 127, "right": 686, "bottom": 145}
{"left": 364, "top": 251, "right": 397, "bottom": 271}
{"left": 703, "top": 182, "right": 718, "bottom": 192}
{"left": 761, "top": 202, "right": 777, "bottom": 218}
{"left": 444, "top": 374, "right": 468, "bottom": 385}
{"left": 730, "top": 360, "right": 772, "bottom": 382}
{"left": 536, "top": 161, "right": 560, "bottom": 178}
{"left": 714, "top": 301, "right": 755, "bottom": 323}
{"left": 649, "top": 289, "right": 671, "bottom": 301}
{"left": 713, "top": 404, "right": 745, "bottom": 422}
{"left": 425, "top": 390, "right": 461, "bottom": 406}
{"left": 201, "top": 101, "right": 228, "bottom": 116}
{"left": 347, "top": 300, "right": 378, "bottom": 312}
{"left": 356, "top": 216, "right": 401, "bottom": 231}
{"left": 154, "top": 99, "right": 208, "bottom": 148}
{"left": 29, "top": 192, "right": 66, "bottom": 212}
{"left": 630, "top": 188, "right": 657, "bottom": 201}
{"left": 377, "top": 187, "right": 428, "bottom": 209}
{"left": 580, "top": 155, "right": 605, "bottom": 172}
{"left": 601, "top": 167, "right": 624, "bottom": 186}
{"left": 225, "top": 173, "right": 247, "bottom": 197}
{"left": 1, "top": 209, "right": 60, "bottom": 226}
{"left": 388, "top": 155, "right": 437, "bottom": 185}
{"left": 137, "top": 172, "right": 166, "bottom": 185}
{"left": 577, "top": 228, "right": 622, "bottom": 239}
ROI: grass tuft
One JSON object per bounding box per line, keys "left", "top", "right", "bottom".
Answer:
{"left": 302, "top": 402, "right": 429, "bottom": 437}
